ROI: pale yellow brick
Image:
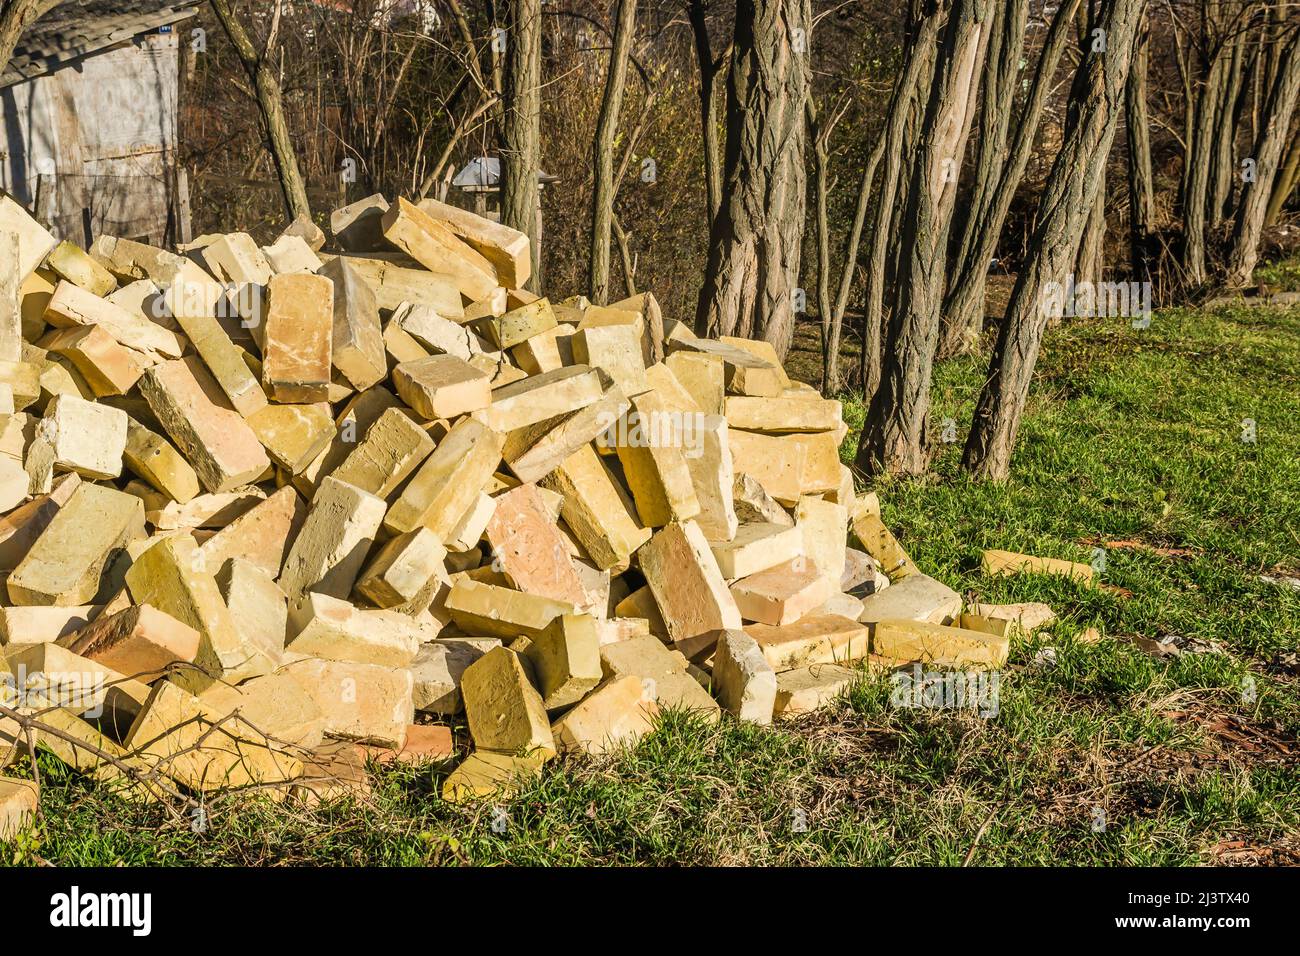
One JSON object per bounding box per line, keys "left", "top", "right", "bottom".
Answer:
{"left": 125, "top": 533, "right": 276, "bottom": 688}
{"left": 460, "top": 646, "right": 555, "bottom": 757}
{"left": 710, "top": 522, "right": 803, "bottom": 579}
{"left": 638, "top": 520, "right": 741, "bottom": 644}
{"left": 745, "top": 614, "right": 869, "bottom": 672}
{"left": 385, "top": 418, "right": 503, "bottom": 538}
{"left": 279, "top": 476, "right": 387, "bottom": 602}
{"left": 871, "top": 620, "right": 1009, "bottom": 669}
{"left": 551, "top": 675, "right": 658, "bottom": 755}
{"left": 8, "top": 483, "right": 143, "bottom": 606}
{"left": 123, "top": 419, "right": 200, "bottom": 504}
{"left": 138, "top": 357, "right": 271, "bottom": 493}
{"left": 393, "top": 354, "right": 491, "bottom": 420}
{"left": 615, "top": 390, "right": 700, "bottom": 527}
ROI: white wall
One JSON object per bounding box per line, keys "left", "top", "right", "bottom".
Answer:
{"left": 0, "top": 31, "right": 180, "bottom": 244}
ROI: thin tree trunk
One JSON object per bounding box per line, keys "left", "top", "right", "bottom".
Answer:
{"left": 1074, "top": 1, "right": 1107, "bottom": 289}
{"left": 942, "top": 0, "right": 1027, "bottom": 348}
{"left": 811, "top": 97, "right": 835, "bottom": 393}
{"left": 859, "top": 4, "right": 945, "bottom": 399}
{"left": 688, "top": 0, "right": 725, "bottom": 230}
{"left": 963, "top": 0, "right": 1147, "bottom": 481}
{"left": 488, "top": 0, "right": 506, "bottom": 121}
{"left": 417, "top": 94, "right": 500, "bottom": 201}
{"left": 502, "top": 0, "right": 542, "bottom": 289}
{"left": 1226, "top": 27, "right": 1300, "bottom": 286}
{"left": 588, "top": 0, "right": 638, "bottom": 305}
{"left": 612, "top": 214, "right": 637, "bottom": 298}
{"left": 830, "top": 136, "right": 884, "bottom": 395}
{"left": 695, "top": 0, "right": 810, "bottom": 358}
{"left": 209, "top": 0, "right": 310, "bottom": 222}
{"left": 1207, "top": 27, "right": 1245, "bottom": 225}
{"left": 448, "top": 0, "right": 489, "bottom": 101}
{"left": 1126, "top": 13, "right": 1155, "bottom": 281}
{"left": 961, "top": 0, "right": 1026, "bottom": 248}
{"left": 939, "top": 0, "right": 1082, "bottom": 357}
{"left": 810, "top": 96, "right": 884, "bottom": 395}
{"left": 855, "top": 0, "right": 992, "bottom": 478}
{"left": 1182, "top": 6, "right": 1230, "bottom": 288}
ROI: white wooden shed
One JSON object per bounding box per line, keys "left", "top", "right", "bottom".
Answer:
{"left": 0, "top": 0, "right": 199, "bottom": 247}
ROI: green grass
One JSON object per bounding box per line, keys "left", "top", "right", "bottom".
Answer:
{"left": 6, "top": 302, "right": 1299, "bottom": 867}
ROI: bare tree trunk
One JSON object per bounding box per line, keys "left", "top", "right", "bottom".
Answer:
{"left": 1073, "top": 1, "right": 1107, "bottom": 289}
{"left": 1075, "top": 174, "right": 1107, "bottom": 287}
{"left": 942, "top": 0, "right": 1027, "bottom": 348}
{"left": 963, "top": 0, "right": 1147, "bottom": 481}
{"left": 940, "top": 0, "right": 1081, "bottom": 357}
{"left": 1265, "top": 117, "right": 1300, "bottom": 225}
{"left": 688, "top": 0, "right": 725, "bottom": 230}
{"left": 810, "top": 96, "right": 884, "bottom": 395}
{"left": 448, "top": 0, "right": 490, "bottom": 105}
{"left": 1207, "top": 27, "right": 1246, "bottom": 225}
{"left": 210, "top": 0, "right": 311, "bottom": 222}
{"left": 1126, "top": 13, "right": 1155, "bottom": 281}
{"left": 859, "top": 4, "right": 945, "bottom": 398}
{"left": 588, "top": 0, "right": 638, "bottom": 305}
{"left": 829, "top": 143, "right": 883, "bottom": 396}
{"left": 962, "top": 0, "right": 1026, "bottom": 246}
{"left": 695, "top": 0, "right": 810, "bottom": 358}
{"left": 1182, "top": 6, "right": 1231, "bottom": 288}
{"left": 855, "top": 0, "right": 992, "bottom": 478}
{"left": 502, "top": 0, "right": 542, "bottom": 289}
{"left": 810, "top": 97, "right": 834, "bottom": 393}
{"left": 1226, "top": 27, "right": 1300, "bottom": 287}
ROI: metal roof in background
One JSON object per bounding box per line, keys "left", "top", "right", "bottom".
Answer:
{"left": 453, "top": 156, "right": 561, "bottom": 192}
{"left": 0, "top": 0, "right": 201, "bottom": 89}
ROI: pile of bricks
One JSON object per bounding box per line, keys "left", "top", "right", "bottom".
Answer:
{"left": 0, "top": 190, "right": 1022, "bottom": 825}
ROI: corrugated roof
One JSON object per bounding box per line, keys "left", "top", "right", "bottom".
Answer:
{"left": 0, "top": 0, "right": 201, "bottom": 89}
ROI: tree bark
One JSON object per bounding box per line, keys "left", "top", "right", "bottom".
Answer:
{"left": 1207, "top": 26, "right": 1246, "bottom": 225}
{"left": 942, "top": 0, "right": 1027, "bottom": 348}
{"left": 694, "top": 0, "right": 810, "bottom": 358}
{"left": 858, "top": 4, "right": 945, "bottom": 398}
{"left": 588, "top": 0, "right": 638, "bottom": 305}
{"left": 1126, "top": 13, "right": 1155, "bottom": 281}
{"left": 612, "top": 214, "right": 637, "bottom": 298}
{"left": 855, "top": 0, "right": 992, "bottom": 478}
{"left": 939, "top": 0, "right": 1082, "bottom": 357}
{"left": 688, "top": 0, "right": 725, "bottom": 230}
{"left": 1075, "top": 171, "right": 1107, "bottom": 287}
{"left": 810, "top": 96, "right": 834, "bottom": 393}
{"left": 502, "top": 0, "right": 542, "bottom": 289}
{"left": 1073, "top": 2, "right": 1107, "bottom": 289}
{"left": 1265, "top": 117, "right": 1300, "bottom": 225}
{"left": 963, "top": 0, "right": 1147, "bottom": 481}
{"left": 1226, "top": 27, "right": 1300, "bottom": 287}
{"left": 1181, "top": 6, "right": 1231, "bottom": 288}
{"left": 209, "top": 0, "right": 311, "bottom": 223}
